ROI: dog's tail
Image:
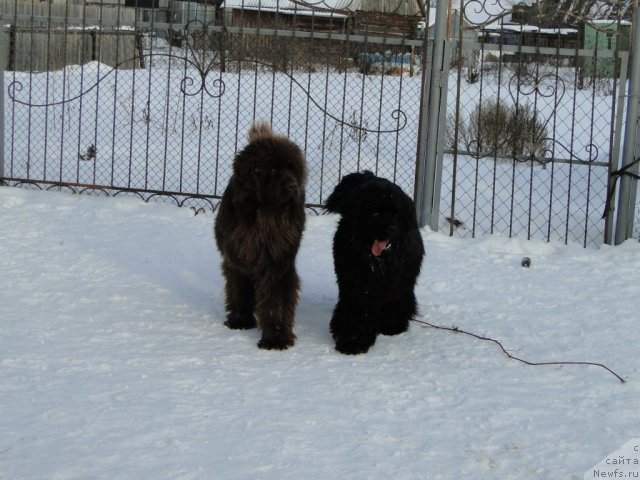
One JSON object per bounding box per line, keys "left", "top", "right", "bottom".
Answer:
{"left": 248, "top": 121, "right": 274, "bottom": 143}
{"left": 325, "top": 170, "right": 375, "bottom": 214}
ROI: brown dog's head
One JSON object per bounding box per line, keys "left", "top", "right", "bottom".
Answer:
{"left": 233, "top": 122, "right": 307, "bottom": 207}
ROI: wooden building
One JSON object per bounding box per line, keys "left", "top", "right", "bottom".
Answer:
{"left": 222, "top": 0, "right": 424, "bottom": 38}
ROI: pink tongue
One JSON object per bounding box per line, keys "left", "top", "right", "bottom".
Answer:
{"left": 371, "top": 239, "right": 389, "bottom": 257}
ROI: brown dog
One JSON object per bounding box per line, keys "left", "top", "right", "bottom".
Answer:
{"left": 214, "top": 123, "right": 307, "bottom": 349}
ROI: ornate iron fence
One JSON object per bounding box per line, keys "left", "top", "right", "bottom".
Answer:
{"left": 0, "top": 1, "right": 424, "bottom": 214}
{"left": 0, "top": 0, "right": 638, "bottom": 246}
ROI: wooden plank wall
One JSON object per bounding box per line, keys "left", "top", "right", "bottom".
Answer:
{"left": 0, "top": 0, "right": 138, "bottom": 71}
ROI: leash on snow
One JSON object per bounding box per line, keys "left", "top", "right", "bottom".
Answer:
{"left": 410, "top": 318, "right": 626, "bottom": 384}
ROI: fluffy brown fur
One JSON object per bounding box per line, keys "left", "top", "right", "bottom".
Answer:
{"left": 214, "top": 122, "right": 307, "bottom": 350}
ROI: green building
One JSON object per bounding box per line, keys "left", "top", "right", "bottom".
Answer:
{"left": 581, "top": 19, "right": 632, "bottom": 78}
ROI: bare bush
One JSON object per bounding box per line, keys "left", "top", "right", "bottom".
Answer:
{"left": 508, "top": 103, "right": 549, "bottom": 159}
{"left": 447, "top": 99, "right": 549, "bottom": 160}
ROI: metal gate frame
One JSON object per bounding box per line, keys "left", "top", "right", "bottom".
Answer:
{"left": 615, "top": 5, "right": 640, "bottom": 245}
{"left": 414, "top": 0, "right": 640, "bottom": 246}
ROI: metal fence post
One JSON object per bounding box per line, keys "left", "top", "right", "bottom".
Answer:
{"left": 615, "top": 8, "right": 640, "bottom": 244}
{"left": 414, "top": 28, "right": 433, "bottom": 225}
{"left": 606, "top": 51, "right": 629, "bottom": 244}
{"left": 0, "top": 15, "right": 5, "bottom": 182}
{"left": 415, "top": 0, "right": 448, "bottom": 230}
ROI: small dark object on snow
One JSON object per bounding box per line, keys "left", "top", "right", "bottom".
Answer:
{"left": 521, "top": 257, "right": 531, "bottom": 268}
{"left": 78, "top": 144, "right": 97, "bottom": 162}
{"left": 445, "top": 216, "right": 465, "bottom": 229}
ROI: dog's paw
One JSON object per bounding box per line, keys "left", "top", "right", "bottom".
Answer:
{"left": 224, "top": 313, "right": 257, "bottom": 330}
{"left": 257, "top": 333, "right": 296, "bottom": 350}
{"left": 334, "top": 334, "right": 376, "bottom": 355}
{"left": 379, "top": 321, "right": 409, "bottom": 336}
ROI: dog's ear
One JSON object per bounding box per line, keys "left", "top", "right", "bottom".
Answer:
{"left": 325, "top": 171, "right": 374, "bottom": 214}
{"left": 232, "top": 147, "right": 255, "bottom": 183}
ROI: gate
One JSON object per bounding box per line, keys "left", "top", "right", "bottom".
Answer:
{"left": 416, "top": 0, "right": 639, "bottom": 247}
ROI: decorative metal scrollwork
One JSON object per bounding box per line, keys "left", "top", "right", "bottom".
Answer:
{"left": 8, "top": 20, "right": 228, "bottom": 108}
{"left": 461, "top": 0, "right": 628, "bottom": 31}
{"left": 1, "top": 179, "right": 221, "bottom": 214}
{"left": 8, "top": 21, "right": 406, "bottom": 136}
{"left": 509, "top": 72, "right": 565, "bottom": 102}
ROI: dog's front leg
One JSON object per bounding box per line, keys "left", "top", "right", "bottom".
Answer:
{"left": 254, "top": 267, "right": 299, "bottom": 350}
{"left": 330, "top": 294, "right": 380, "bottom": 355}
{"left": 379, "top": 292, "right": 417, "bottom": 336}
{"left": 221, "top": 260, "right": 257, "bottom": 330}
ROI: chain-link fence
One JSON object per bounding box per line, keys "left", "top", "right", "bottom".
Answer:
{"left": 433, "top": 1, "right": 635, "bottom": 247}
{"left": 0, "top": 0, "right": 424, "bottom": 213}
{"left": 1, "top": 0, "right": 638, "bottom": 246}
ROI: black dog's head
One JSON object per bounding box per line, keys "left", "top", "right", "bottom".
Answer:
{"left": 233, "top": 123, "right": 307, "bottom": 207}
{"left": 326, "top": 171, "right": 417, "bottom": 257}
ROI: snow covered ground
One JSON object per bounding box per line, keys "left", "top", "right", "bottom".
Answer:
{"left": 1, "top": 186, "right": 639, "bottom": 480}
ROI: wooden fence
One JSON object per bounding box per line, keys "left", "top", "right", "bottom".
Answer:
{"left": 1, "top": 0, "right": 139, "bottom": 71}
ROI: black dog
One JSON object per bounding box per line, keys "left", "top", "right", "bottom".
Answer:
{"left": 325, "top": 171, "right": 425, "bottom": 354}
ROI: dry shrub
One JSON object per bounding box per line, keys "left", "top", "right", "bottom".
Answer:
{"left": 449, "top": 100, "right": 549, "bottom": 159}
{"left": 385, "top": 66, "right": 411, "bottom": 75}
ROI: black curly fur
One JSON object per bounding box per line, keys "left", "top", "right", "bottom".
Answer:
{"left": 326, "top": 171, "right": 425, "bottom": 354}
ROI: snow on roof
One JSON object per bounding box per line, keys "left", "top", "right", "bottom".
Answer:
{"left": 223, "top": 0, "right": 358, "bottom": 12}
{"left": 592, "top": 18, "right": 632, "bottom": 25}
{"left": 482, "top": 22, "right": 577, "bottom": 35}
{"left": 223, "top": 0, "right": 422, "bottom": 18}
